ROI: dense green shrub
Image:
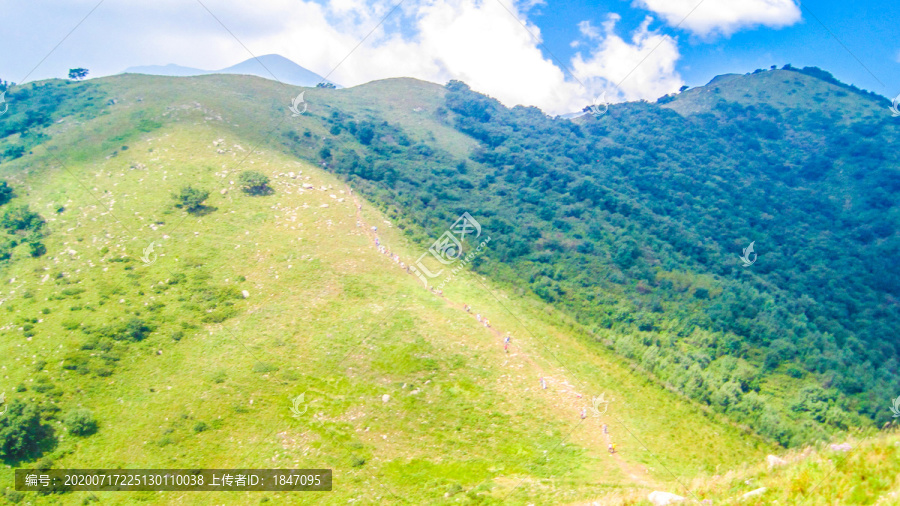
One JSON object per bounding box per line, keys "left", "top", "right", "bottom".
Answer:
{"left": 172, "top": 186, "right": 209, "bottom": 212}
{"left": 64, "top": 409, "right": 97, "bottom": 436}
{"left": 0, "top": 400, "right": 52, "bottom": 460}
{"left": 238, "top": 171, "right": 271, "bottom": 195}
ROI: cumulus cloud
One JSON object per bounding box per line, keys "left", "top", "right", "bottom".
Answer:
{"left": 571, "top": 15, "right": 684, "bottom": 103}
{"left": 5, "top": 0, "right": 689, "bottom": 114}
{"left": 633, "top": 0, "right": 802, "bottom": 37}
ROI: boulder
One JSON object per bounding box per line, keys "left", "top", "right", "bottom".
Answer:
{"left": 381, "top": 394, "right": 390, "bottom": 403}
{"left": 766, "top": 454, "right": 787, "bottom": 468}
{"left": 741, "top": 487, "right": 767, "bottom": 499}
{"left": 241, "top": 290, "right": 250, "bottom": 299}
{"left": 648, "top": 491, "right": 684, "bottom": 505}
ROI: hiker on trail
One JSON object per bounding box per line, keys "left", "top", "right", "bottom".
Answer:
{"left": 372, "top": 226, "right": 377, "bottom": 232}
{"left": 504, "top": 334, "right": 510, "bottom": 353}
{"left": 602, "top": 424, "right": 608, "bottom": 434}
{"left": 580, "top": 407, "right": 586, "bottom": 420}
{"left": 608, "top": 443, "right": 615, "bottom": 454}
{"left": 476, "top": 314, "right": 482, "bottom": 322}
{"left": 540, "top": 377, "right": 547, "bottom": 390}
{"left": 356, "top": 220, "right": 360, "bottom": 227}
{"left": 484, "top": 319, "right": 490, "bottom": 328}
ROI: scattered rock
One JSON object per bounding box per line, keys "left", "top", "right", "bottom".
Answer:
{"left": 648, "top": 491, "right": 685, "bottom": 505}
{"left": 741, "top": 487, "right": 767, "bottom": 499}
{"left": 241, "top": 290, "right": 250, "bottom": 299}
{"left": 381, "top": 395, "right": 390, "bottom": 403}
{"left": 220, "top": 189, "right": 228, "bottom": 195}
{"left": 766, "top": 454, "right": 787, "bottom": 468}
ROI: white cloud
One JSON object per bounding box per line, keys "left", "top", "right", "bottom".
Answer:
{"left": 571, "top": 15, "right": 684, "bottom": 103}
{"left": 4, "top": 0, "right": 688, "bottom": 114}
{"left": 633, "top": 0, "right": 802, "bottom": 37}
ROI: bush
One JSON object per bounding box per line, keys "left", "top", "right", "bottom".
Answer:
{"left": 64, "top": 408, "right": 98, "bottom": 436}
{"left": 0, "top": 180, "right": 13, "bottom": 206}
{"left": 28, "top": 241, "right": 46, "bottom": 257}
{"left": 238, "top": 171, "right": 271, "bottom": 195}
{"left": 1, "top": 205, "right": 44, "bottom": 233}
{"left": 119, "top": 318, "right": 154, "bottom": 342}
{"left": 172, "top": 186, "right": 209, "bottom": 212}
{"left": 0, "top": 399, "right": 52, "bottom": 459}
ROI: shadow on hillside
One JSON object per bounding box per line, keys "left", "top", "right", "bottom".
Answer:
{"left": 242, "top": 187, "right": 275, "bottom": 196}
{"left": 187, "top": 205, "right": 218, "bottom": 216}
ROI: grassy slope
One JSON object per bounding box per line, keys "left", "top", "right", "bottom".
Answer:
{"left": 662, "top": 69, "right": 886, "bottom": 121}
{"left": 1, "top": 73, "right": 892, "bottom": 505}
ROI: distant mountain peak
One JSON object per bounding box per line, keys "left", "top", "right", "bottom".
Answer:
{"left": 122, "top": 54, "right": 339, "bottom": 88}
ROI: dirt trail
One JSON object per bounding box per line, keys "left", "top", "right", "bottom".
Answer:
{"left": 351, "top": 192, "right": 657, "bottom": 490}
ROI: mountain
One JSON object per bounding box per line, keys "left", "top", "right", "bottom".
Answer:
{"left": 0, "top": 66, "right": 898, "bottom": 504}
{"left": 123, "top": 54, "right": 339, "bottom": 87}
{"left": 121, "top": 63, "right": 208, "bottom": 77}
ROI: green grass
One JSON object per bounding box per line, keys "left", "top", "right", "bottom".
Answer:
{"left": 0, "top": 73, "right": 891, "bottom": 505}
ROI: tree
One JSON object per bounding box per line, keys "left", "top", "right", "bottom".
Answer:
{"left": 1, "top": 205, "right": 44, "bottom": 233}
{"left": 64, "top": 409, "right": 97, "bottom": 437}
{"left": 238, "top": 171, "right": 271, "bottom": 195}
{"left": 28, "top": 240, "right": 46, "bottom": 258}
{"left": 0, "top": 181, "right": 13, "bottom": 206}
{"left": 67, "top": 68, "right": 89, "bottom": 81}
{"left": 172, "top": 186, "right": 209, "bottom": 213}
{"left": 0, "top": 400, "right": 52, "bottom": 460}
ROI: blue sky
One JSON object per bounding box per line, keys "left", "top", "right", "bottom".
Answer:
{"left": 530, "top": 0, "right": 897, "bottom": 95}
{"left": 2, "top": 0, "right": 898, "bottom": 114}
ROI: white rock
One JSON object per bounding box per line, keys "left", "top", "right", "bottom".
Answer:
{"left": 741, "top": 487, "right": 767, "bottom": 499}
{"left": 766, "top": 455, "right": 787, "bottom": 468}
{"left": 241, "top": 290, "right": 250, "bottom": 298}
{"left": 648, "top": 491, "right": 685, "bottom": 505}
{"left": 381, "top": 394, "right": 390, "bottom": 403}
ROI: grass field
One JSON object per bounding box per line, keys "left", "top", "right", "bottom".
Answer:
{"left": 0, "top": 74, "right": 896, "bottom": 505}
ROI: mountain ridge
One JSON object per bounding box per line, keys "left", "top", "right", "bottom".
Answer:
{"left": 123, "top": 53, "right": 340, "bottom": 88}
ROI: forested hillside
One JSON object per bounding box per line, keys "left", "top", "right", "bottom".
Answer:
{"left": 293, "top": 67, "right": 899, "bottom": 447}
{"left": 1, "top": 67, "right": 896, "bottom": 454}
